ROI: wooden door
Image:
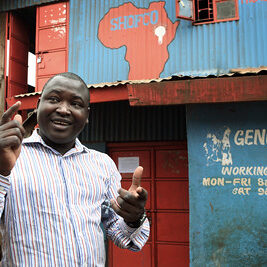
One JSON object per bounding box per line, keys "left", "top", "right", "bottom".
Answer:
{"left": 108, "top": 142, "right": 189, "bottom": 267}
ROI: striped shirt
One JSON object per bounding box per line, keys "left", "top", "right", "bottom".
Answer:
{"left": 0, "top": 130, "right": 149, "bottom": 266}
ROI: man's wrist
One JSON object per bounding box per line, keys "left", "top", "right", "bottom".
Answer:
{"left": 125, "top": 211, "right": 147, "bottom": 228}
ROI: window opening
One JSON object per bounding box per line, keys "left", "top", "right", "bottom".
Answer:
{"left": 195, "top": 0, "right": 214, "bottom": 23}
{"left": 176, "top": 0, "right": 238, "bottom": 24}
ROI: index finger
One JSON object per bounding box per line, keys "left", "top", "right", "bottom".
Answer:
{"left": 0, "top": 102, "right": 21, "bottom": 125}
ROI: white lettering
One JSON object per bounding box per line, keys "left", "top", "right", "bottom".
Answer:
{"left": 203, "top": 178, "right": 225, "bottom": 186}
{"left": 234, "top": 130, "right": 244, "bottom": 145}
{"left": 233, "top": 167, "right": 239, "bottom": 175}
{"left": 254, "top": 129, "right": 266, "bottom": 145}
{"left": 234, "top": 129, "right": 267, "bottom": 146}
{"left": 245, "top": 129, "right": 254, "bottom": 145}
{"left": 221, "top": 166, "right": 267, "bottom": 176}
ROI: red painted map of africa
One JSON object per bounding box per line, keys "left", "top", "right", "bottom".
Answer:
{"left": 98, "top": 1, "right": 179, "bottom": 80}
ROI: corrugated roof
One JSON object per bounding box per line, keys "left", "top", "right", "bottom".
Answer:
{"left": 86, "top": 67, "right": 267, "bottom": 88}
{"left": 13, "top": 67, "right": 267, "bottom": 97}
{"left": 0, "top": 0, "right": 60, "bottom": 12}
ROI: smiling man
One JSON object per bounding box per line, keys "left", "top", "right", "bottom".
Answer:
{"left": 0, "top": 72, "right": 149, "bottom": 266}
{"left": 37, "top": 73, "right": 90, "bottom": 154}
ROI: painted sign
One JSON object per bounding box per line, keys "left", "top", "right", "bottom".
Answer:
{"left": 98, "top": 1, "right": 179, "bottom": 80}
{"left": 186, "top": 102, "right": 267, "bottom": 266}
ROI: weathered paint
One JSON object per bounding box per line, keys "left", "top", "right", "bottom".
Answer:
{"left": 186, "top": 101, "right": 267, "bottom": 266}
{"left": 128, "top": 75, "right": 267, "bottom": 105}
{"left": 0, "top": 0, "right": 60, "bottom": 12}
{"left": 68, "top": 0, "right": 267, "bottom": 85}
{"left": 35, "top": 2, "right": 69, "bottom": 91}
{"left": 7, "top": 74, "right": 267, "bottom": 109}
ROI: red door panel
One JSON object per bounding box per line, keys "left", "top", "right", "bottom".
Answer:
{"left": 36, "top": 77, "right": 50, "bottom": 92}
{"left": 37, "top": 50, "right": 66, "bottom": 76}
{"left": 156, "top": 213, "right": 189, "bottom": 242}
{"left": 111, "top": 243, "right": 152, "bottom": 267}
{"left": 156, "top": 149, "right": 188, "bottom": 178}
{"left": 10, "top": 14, "right": 29, "bottom": 41}
{"left": 38, "top": 26, "right": 67, "bottom": 51}
{"left": 108, "top": 143, "right": 189, "bottom": 267}
{"left": 9, "top": 60, "right": 28, "bottom": 86}
{"left": 10, "top": 38, "right": 28, "bottom": 64}
{"left": 157, "top": 244, "right": 189, "bottom": 267}
{"left": 156, "top": 180, "right": 189, "bottom": 210}
{"left": 38, "top": 2, "right": 67, "bottom": 28}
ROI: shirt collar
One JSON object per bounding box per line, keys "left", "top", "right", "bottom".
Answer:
{"left": 23, "top": 129, "right": 86, "bottom": 156}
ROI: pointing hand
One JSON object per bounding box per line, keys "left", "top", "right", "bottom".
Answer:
{"left": 0, "top": 102, "right": 25, "bottom": 176}
{"left": 111, "top": 166, "right": 148, "bottom": 224}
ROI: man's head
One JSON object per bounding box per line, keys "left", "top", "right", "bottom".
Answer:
{"left": 37, "top": 72, "right": 90, "bottom": 153}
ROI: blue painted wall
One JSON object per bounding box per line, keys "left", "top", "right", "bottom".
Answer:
{"left": 186, "top": 101, "right": 267, "bottom": 266}
{"left": 68, "top": 0, "right": 267, "bottom": 85}
{"left": 0, "top": 0, "right": 60, "bottom": 12}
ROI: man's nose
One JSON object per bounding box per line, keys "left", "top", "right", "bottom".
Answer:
{"left": 56, "top": 103, "right": 71, "bottom": 115}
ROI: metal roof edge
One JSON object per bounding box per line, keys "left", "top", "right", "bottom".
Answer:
{"left": 14, "top": 67, "right": 267, "bottom": 97}
{"left": 87, "top": 67, "right": 267, "bottom": 88}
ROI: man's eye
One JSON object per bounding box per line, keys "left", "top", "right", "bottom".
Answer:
{"left": 72, "top": 102, "right": 83, "bottom": 108}
{"left": 48, "top": 97, "right": 59, "bottom": 103}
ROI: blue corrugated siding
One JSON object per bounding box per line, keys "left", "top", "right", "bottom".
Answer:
{"left": 68, "top": 0, "right": 266, "bottom": 85}
{"left": 0, "top": 0, "right": 59, "bottom": 12}
{"left": 187, "top": 101, "right": 267, "bottom": 266}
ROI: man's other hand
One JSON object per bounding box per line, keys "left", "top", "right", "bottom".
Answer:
{"left": 111, "top": 166, "right": 148, "bottom": 225}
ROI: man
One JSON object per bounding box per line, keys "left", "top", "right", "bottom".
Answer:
{"left": 0, "top": 72, "right": 149, "bottom": 266}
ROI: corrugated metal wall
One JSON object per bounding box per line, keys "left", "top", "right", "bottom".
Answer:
{"left": 79, "top": 101, "right": 186, "bottom": 143}
{"left": 68, "top": 0, "right": 267, "bottom": 85}
{"left": 0, "top": 0, "right": 59, "bottom": 12}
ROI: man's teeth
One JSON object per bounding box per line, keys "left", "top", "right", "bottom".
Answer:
{"left": 54, "top": 121, "right": 69, "bottom": 125}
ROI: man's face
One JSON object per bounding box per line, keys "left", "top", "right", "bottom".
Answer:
{"left": 37, "top": 76, "right": 89, "bottom": 147}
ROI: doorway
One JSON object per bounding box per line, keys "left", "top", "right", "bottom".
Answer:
{"left": 108, "top": 142, "right": 189, "bottom": 267}
{"left": 5, "top": 1, "right": 68, "bottom": 116}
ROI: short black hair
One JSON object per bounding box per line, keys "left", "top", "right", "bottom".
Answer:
{"left": 42, "top": 72, "right": 90, "bottom": 102}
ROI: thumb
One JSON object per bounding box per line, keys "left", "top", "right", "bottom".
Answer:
{"left": 14, "top": 114, "right": 22, "bottom": 124}
{"left": 129, "top": 166, "right": 143, "bottom": 192}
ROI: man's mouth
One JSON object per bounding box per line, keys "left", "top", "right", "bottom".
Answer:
{"left": 53, "top": 121, "right": 70, "bottom": 125}
{"left": 51, "top": 120, "right": 72, "bottom": 127}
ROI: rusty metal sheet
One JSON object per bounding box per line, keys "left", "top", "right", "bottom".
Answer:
{"left": 127, "top": 75, "right": 267, "bottom": 105}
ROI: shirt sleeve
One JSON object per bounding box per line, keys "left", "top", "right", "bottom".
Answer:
{"left": 101, "top": 158, "right": 150, "bottom": 251}
{"left": 0, "top": 175, "right": 11, "bottom": 218}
